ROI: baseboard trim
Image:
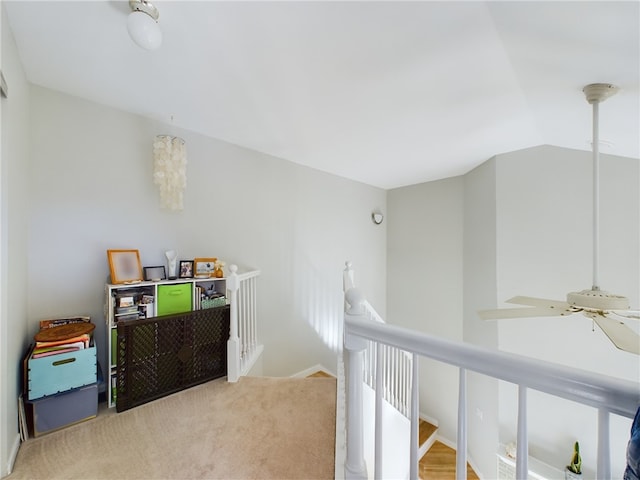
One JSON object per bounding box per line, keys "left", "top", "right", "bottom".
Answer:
{"left": 419, "top": 412, "right": 439, "bottom": 428}
{"left": 7, "top": 433, "right": 20, "bottom": 475}
{"left": 291, "top": 364, "right": 335, "bottom": 378}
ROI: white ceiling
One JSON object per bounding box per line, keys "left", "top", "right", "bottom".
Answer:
{"left": 4, "top": 1, "right": 639, "bottom": 189}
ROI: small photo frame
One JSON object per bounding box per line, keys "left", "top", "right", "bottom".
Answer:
{"left": 193, "top": 258, "right": 217, "bottom": 277}
{"left": 179, "top": 260, "right": 194, "bottom": 278}
{"left": 107, "top": 249, "right": 143, "bottom": 284}
{"left": 144, "top": 266, "right": 166, "bottom": 282}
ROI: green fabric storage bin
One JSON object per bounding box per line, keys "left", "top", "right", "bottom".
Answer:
{"left": 157, "top": 283, "right": 193, "bottom": 316}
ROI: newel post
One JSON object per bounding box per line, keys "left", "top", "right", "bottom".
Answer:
{"left": 344, "top": 288, "right": 368, "bottom": 480}
{"left": 227, "top": 264, "right": 240, "bottom": 382}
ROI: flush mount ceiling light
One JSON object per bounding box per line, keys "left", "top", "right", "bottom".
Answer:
{"left": 127, "top": 0, "right": 162, "bottom": 50}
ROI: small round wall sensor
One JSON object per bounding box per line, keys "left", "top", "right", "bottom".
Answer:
{"left": 371, "top": 212, "right": 384, "bottom": 225}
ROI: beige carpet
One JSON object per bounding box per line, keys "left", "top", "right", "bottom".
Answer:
{"left": 9, "top": 376, "right": 336, "bottom": 480}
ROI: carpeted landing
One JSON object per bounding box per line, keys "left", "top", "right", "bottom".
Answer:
{"left": 9, "top": 375, "right": 337, "bottom": 480}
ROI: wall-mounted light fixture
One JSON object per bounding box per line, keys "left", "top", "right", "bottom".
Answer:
{"left": 127, "top": 0, "right": 162, "bottom": 50}
{"left": 371, "top": 212, "right": 384, "bottom": 225}
{"left": 153, "top": 135, "right": 187, "bottom": 211}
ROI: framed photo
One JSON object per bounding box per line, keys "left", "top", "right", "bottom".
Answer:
{"left": 193, "top": 258, "right": 217, "bottom": 278}
{"left": 179, "top": 260, "right": 194, "bottom": 278}
{"left": 144, "top": 266, "right": 166, "bottom": 282}
{"left": 107, "top": 249, "right": 143, "bottom": 284}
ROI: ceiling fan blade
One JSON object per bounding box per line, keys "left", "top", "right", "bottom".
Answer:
{"left": 506, "top": 296, "right": 573, "bottom": 311}
{"left": 479, "top": 295, "right": 576, "bottom": 320}
{"left": 584, "top": 312, "right": 640, "bottom": 355}
{"left": 611, "top": 310, "right": 640, "bottom": 320}
{"left": 478, "top": 306, "right": 569, "bottom": 321}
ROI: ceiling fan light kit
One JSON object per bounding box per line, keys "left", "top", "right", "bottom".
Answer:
{"left": 479, "top": 83, "right": 639, "bottom": 355}
{"left": 127, "top": 0, "right": 162, "bottom": 51}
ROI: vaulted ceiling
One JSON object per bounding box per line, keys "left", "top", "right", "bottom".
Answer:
{"left": 5, "top": 1, "right": 639, "bottom": 189}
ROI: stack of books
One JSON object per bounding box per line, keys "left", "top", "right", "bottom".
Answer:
{"left": 32, "top": 317, "right": 95, "bottom": 359}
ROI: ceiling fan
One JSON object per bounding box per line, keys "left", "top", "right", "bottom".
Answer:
{"left": 478, "top": 83, "right": 640, "bottom": 355}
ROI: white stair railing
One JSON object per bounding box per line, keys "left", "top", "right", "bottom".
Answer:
{"left": 344, "top": 262, "right": 413, "bottom": 419}
{"left": 227, "top": 265, "right": 262, "bottom": 382}
{"left": 343, "top": 285, "right": 639, "bottom": 480}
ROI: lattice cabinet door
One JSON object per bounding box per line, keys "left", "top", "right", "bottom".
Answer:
{"left": 116, "top": 306, "right": 230, "bottom": 412}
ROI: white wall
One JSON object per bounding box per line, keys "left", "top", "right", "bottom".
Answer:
{"left": 495, "top": 145, "right": 639, "bottom": 478}
{"left": 387, "top": 177, "right": 464, "bottom": 444}
{"left": 26, "top": 86, "right": 386, "bottom": 380}
{"left": 463, "top": 158, "right": 499, "bottom": 480}
{"left": 1, "top": 4, "right": 30, "bottom": 476}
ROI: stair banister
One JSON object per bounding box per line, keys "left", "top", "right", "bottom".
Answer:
{"left": 227, "top": 266, "right": 262, "bottom": 383}
{"left": 343, "top": 310, "right": 639, "bottom": 479}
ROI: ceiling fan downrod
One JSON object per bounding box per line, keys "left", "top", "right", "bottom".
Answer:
{"left": 582, "top": 83, "right": 618, "bottom": 292}
{"left": 567, "top": 84, "right": 629, "bottom": 311}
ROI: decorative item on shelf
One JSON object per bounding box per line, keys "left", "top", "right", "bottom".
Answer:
{"left": 213, "top": 259, "right": 225, "bottom": 278}
{"left": 153, "top": 135, "right": 187, "bottom": 211}
{"left": 165, "top": 250, "right": 177, "bottom": 279}
{"left": 179, "top": 260, "right": 194, "bottom": 278}
{"left": 107, "top": 249, "right": 143, "bottom": 284}
{"left": 143, "top": 266, "right": 166, "bottom": 282}
{"left": 565, "top": 441, "right": 582, "bottom": 479}
{"left": 194, "top": 257, "right": 218, "bottom": 278}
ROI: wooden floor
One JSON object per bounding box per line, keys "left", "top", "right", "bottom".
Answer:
{"left": 307, "top": 370, "right": 333, "bottom": 378}
{"left": 419, "top": 419, "right": 438, "bottom": 445}
{"left": 420, "top": 441, "right": 479, "bottom": 480}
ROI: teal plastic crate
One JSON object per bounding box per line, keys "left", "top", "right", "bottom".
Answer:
{"left": 28, "top": 345, "right": 97, "bottom": 400}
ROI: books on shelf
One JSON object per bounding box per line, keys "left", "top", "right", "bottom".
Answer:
{"left": 112, "top": 291, "right": 155, "bottom": 322}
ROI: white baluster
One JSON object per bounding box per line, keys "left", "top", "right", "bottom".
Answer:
{"left": 375, "top": 342, "right": 384, "bottom": 479}
{"left": 410, "top": 352, "right": 419, "bottom": 480}
{"left": 516, "top": 385, "right": 528, "bottom": 480}
{"left": 251, "top": 277, "right": 257, "bottom": 352}
{"left": 226, "top": 264, "right": 240, "bottom": 382}
{"left": 597, "top": 408, "right": 611, "bottom": 479}
{"left": 456, "top": 368, "right": 467, "bottom": 480}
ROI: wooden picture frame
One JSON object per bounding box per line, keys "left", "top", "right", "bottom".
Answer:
{"left": 179, "top": 260, "right": 194, "bottom": 279}
{"left": 107, "top": 249, "right": 143, "bottom": 284}
{"left": 144, "top": 266, "right": 166, "bottom": 281}
{"left": 193, "top": 257, "right": 217, "bottom": 278}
